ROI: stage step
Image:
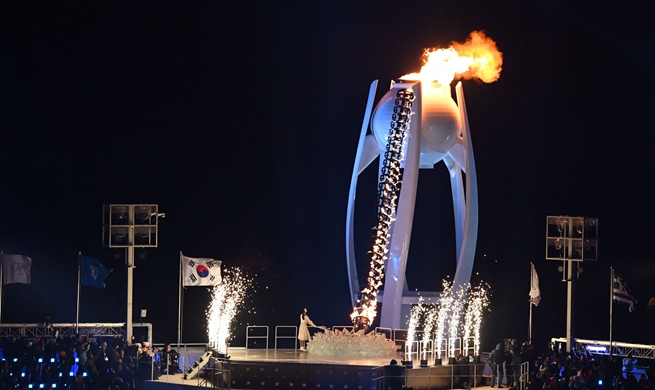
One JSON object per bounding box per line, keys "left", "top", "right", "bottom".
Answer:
{"left": 182, "top": 351, "right": 212, "bottom": 380}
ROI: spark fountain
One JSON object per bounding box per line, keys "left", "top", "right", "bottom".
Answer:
{"left": 448, "top": 286, "right": 466, "bottom": 360}
{"left": 434, "top": 281, "right": 453, "bottom": 360}
{"left": 206, "top": 267, "right": 253, "bottom": 354}
{"left": 421, "top": 308, "right": 437, "bottom": 361}
{"left": 346, "top": 31, "right": 502, "bottom": 330}
{"left": 407, "top": 297, "right": 424, "bottom": 359}
{"left": 463, "top": 284, "right": 490, "bottom": 356}
{"left": 406, "top": 281, "right": 490, "bottom": 364}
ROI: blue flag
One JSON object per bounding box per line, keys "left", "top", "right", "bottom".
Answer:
{"left": 81, "top": 256, "right": 112, "bottom": 288}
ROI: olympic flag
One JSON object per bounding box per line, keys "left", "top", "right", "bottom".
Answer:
{"left": 2, "top": 254, "right": 32, "bottom": 285}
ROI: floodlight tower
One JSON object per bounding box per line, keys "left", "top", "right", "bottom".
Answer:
{"left": 346, "top": 80, "right": 479, "bottom": 329}
{"left": 103, "top": 204, "right": 164, "bottom": 342}
{"left": 545, "top": 216, "right": 598, "bottom": 352}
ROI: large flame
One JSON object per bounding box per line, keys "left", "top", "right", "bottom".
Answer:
{"left": 400, "top": 31, "right": 502, "bottom": 86}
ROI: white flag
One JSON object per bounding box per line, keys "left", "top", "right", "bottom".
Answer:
{"left": 181, "top": 255, "right": 222, "bottom": 287}
{"left": 613, "top": 275, "right": 638, "bottom": 312}
{"left": 529, "top": 263, "right": 541, "bottom": 306}
{"left": 3, "top": 254, "right": 32, "bottom": 285}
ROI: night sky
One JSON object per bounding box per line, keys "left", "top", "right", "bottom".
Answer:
{"left": 1, "top": 2, "right": 654, "bottom": 352}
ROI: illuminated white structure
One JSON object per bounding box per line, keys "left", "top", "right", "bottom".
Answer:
{"left": 346, "top": 80, "right": 479, "bottom": 330}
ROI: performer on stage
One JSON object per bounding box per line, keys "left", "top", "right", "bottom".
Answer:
{"left": 298, "top": 308, "right": 316, "bottom": 351}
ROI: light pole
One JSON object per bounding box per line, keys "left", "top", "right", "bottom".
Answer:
{"left": 545, "top": 216, "right": 598, "bottom": 353}
{"left": 103, "top": 204, "right": 164, "bottom": 342}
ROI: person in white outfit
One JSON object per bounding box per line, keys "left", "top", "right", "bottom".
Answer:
{"left": 298, "top": 308, "right": 316, "bottom": 351}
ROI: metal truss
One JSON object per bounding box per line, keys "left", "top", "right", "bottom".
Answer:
{"left": 0, "top": 323, "right": 126, "bottom": 338}
{"left": 552, "top": 337, "right": 655, "bottom": 359}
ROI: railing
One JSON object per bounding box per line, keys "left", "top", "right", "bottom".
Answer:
{"left": 274, "top": 326, "right": 298, "bottom": 350}
{"left": 151, "top": 343, "right": 207, "bottom": 372}
{"left": 243, "top": 325, "right": 474, "bottom": 361}
{"left": 434, "top": 337, "right": 449, "bottom": 360}
{"left": 552, "top": 337, "right": 655, "bottom": 359}
{"left": 519, "top": 361, "right": 529, "bottom": 390}
{"left": 203, "top": 358, "right": 231, "bottom": 390}
{"left": 462, "top": 336, "right": 476, "bottom": 357}
{"left": 246, "top": 325, "right": 269, "bottom": 349}
{"left": 372, "top": 362, "right": 486, "bottom": 390}
{"left": 404, "top": 335, "right": 466, "bottom": 362}
{"left": 374, "top": 326, "right": 393, "bottom": 338}
{"left": 393, "top": 328, "right": 408, "bottom": 343}
{"left": 405, "top": 340, "right": 420, "bottom": 359}
{"left": 136, "top": 356, "right": 162, "bottom": 381}
{"left": 134, "top": 349, "right": 231, "bottom": 389}
{"left": 393, "top": 329, "right": 408, "bottom": 352}
{"left": 371, "top": 361, "right": 529, "bottom": 390}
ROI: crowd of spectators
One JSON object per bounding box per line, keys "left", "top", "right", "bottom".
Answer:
{"left": 4, "top": 333, "right": 655, "bottom": 390}
{"left": 0, "top": 335, "right": 180, "bottom": 390}
{"left": 490, "top": 340, "right": 655, "bottom": 390}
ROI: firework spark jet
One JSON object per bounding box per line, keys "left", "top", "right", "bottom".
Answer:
{"left": 206, "top": 267, "right": 252, "bottom": 354}
{"left": 346, "top": 32, "right": 502, "bottom": 329}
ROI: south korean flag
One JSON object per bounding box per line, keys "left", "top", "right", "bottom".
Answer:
{"left": 181, "top": 255, "right": 222, "bottom": 287}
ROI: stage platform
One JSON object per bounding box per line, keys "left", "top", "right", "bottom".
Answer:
{"left": 227, "top": 347, "right": 401, "bottom": 366}
{"left": 141, "top": 348, "right": 494, "bottom": 390}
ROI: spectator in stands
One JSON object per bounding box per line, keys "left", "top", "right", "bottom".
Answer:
{"left": 140, "top": 342, "right": 152, "bottom": 357}
{"left": 542, "top": 376, "right": 555, "bottom": 390}
{"left": 543, "top": 342, "right": 557, "bottom": 363}
{"left": 124, "top": 342, "right": 138, "bottom": 365}
{"left": 96, "top": 341, "right": 110, "bottom": 375}
{"left": 40, "top": 363, "right": 53, "bottom": 386}
{"left": 521, "top": 342, "right": 535, "bottom": 373}
{"left": 71, "top": 373, "right": 85, "bottom": 390}
{"left": 108, "top": 342, "right": 123, "bottom": 373}
{"left": 159, "top": 344, "right": 180, "bottom": 375}
{"left": 569, "top": 369, "right": 585, "bottom": 390}
{"left": 137, "top": 345, "right": 160, "bottom": 381}
{"left": 0, "top": 335, "right": 141, "bottom": 390}
{"left": 503, "top": 340, "right": 517, "bottom": 388}
{"left": 384, "top": 359, "right": 404, "bottom": 390}
{"left": 44, "top": 338, "right": 57, "bottom": 363}
{"left": 489, "top": 342, "right": 504, "bottom": 388}
{"left": 625, "top": 372, "right": 640, "bottom": 390}
{"left": 83, "top": 349, "right": 99, "bottom": 379}
{"left": 120, "top": 356, "right": 137, "bottom": 389}
{"left": 76, "top": 335, "right": 90, "bottom": 368}
{"left": 57, "top": 350, "right": 73, "bottom": 379}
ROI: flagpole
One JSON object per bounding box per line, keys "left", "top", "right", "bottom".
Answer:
{"left": 77, "top": 251, "right": 82, "bottom": 334}
{"left": 178, "top": 251, "right": 183, "bottom": 347}
{"left": 609, "top": 267, "right": 614, "bottom": 357}
{"left": 529, "top": 262, "right": 533, "bottom": 344}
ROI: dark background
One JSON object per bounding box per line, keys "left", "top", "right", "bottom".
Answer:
{"left": 1, "top": 2, "right": 654, "bottom": 352}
